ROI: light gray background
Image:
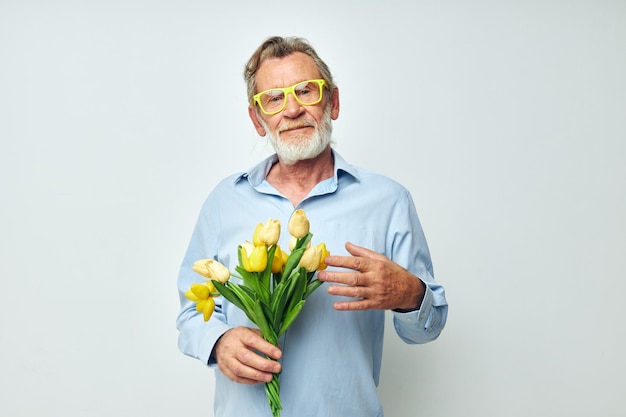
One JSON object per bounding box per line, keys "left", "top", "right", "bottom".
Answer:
{"left": 1, "top": 1, "right": 624, "bottom": 416}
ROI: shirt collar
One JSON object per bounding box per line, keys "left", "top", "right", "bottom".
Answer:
{"left": 235, "top": 149, "right": 359, "bottom": 186}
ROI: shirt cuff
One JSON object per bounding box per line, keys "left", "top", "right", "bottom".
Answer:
{"left": 392, "top": 283, "right": 434, "bottom": 327}
{"left": 199, "top": 323, "right": 232, "bottom": 368}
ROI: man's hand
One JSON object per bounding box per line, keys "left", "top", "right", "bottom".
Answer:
{"left": 317, "top": 242, "right": 426, "bottom": 311}
{"left": 214, "top": 327, "right": 282, "bottom": 384}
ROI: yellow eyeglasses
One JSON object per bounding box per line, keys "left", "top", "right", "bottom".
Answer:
{"left": 253, "top": 79, "right": 328, "bottom": 115}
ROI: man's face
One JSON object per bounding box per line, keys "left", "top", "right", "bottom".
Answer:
{"left": 248, "top": 52, "right": 340, "bottom": 164}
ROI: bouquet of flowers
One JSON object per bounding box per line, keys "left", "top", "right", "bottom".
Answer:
{"left": 184, "top": 209, "right": 329, "bottom": 417}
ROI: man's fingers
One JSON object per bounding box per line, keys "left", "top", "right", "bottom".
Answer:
{"left": 332, "top": 299, "right": 372, "bottom": 311}
{"left": 215, "top": 327, "right": 282, "bottom": 384}
{"left": 345, "top": 242, "right": 388, "bottom": 261}
{"left": 322, "top": 242, "right": 389, "bottom": 272}
{"left": 241, "top": 330, "right": 282, "bottom": 360}
{"left": 327, "top": 281, "right": 363, "bottom": 298}
{"left": 318, "top": 269, "right": 367, "bottom": 286}
{"left": 219, "top": 361, "right": 275, "bottom": 384}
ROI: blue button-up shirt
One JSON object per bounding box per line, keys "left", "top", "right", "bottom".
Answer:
{"left": 177, "top": 150, "right": 448, "bottom": 417}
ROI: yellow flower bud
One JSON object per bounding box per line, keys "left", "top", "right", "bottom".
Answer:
{"left": 241, "top": 242, "right": 268, "bottom": 272}
{"left": 253, "top": 218, "right": 281, "bottom": 246}
{"left": 288, "top": 209, "right": 310, "bottom": 239}
{"left": 299, "top": 245, "right": 323, "bottom": 272}
{"left": 192, "top": 259, "right": 231, "bottom": 283}
{"left": 271, "top": 245, "right": 289, "bottom": 273}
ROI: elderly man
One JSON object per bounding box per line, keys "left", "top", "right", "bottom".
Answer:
{"left": 177, "top": 36, "right": 448, "bottom": 417}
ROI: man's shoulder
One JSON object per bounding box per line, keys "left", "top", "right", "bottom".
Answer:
{"left": 208, "top": 171, "right": 248, "bottom": 194}
{"left": 344, "top": 163, "right": 409, "bottom": 192}
{"left": 334, "top": 151, "right": 407, "bottom": 190}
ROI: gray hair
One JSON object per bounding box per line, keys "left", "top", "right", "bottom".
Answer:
{"left": 243, "top": 36, "right": 336, "bottom": 104}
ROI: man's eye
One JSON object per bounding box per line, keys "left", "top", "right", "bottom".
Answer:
{"left": 263, "top": 91, "right": 284, "bottom": 105}
{"left": 297, "top": 88, "right": 312, "bottom": 97}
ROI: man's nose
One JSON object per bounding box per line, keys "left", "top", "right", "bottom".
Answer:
{"left": 282, "top": 93, "right": 303, "bottom": 117}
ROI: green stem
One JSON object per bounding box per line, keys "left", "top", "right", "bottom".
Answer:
{"left": 264, "top": 375, "right": 281, "bottom": 407}
{"left": 264, "top": 351, "right": 282, "bottom": 416}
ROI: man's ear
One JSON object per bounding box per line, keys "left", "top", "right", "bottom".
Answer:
{"left": 330, "top": 87, "right": 340, "bottom": 120}
{"left": 248, "top": 106, "right": 267, "bottom": 137}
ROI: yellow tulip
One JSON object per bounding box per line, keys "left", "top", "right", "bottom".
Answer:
{"left": 184, "top": 281, "right": 218, "bottom": 322}
{"left": 241, "top": 241, "right": 255, "bottom": 257}
{"left": 192, "top": 259, "right": 231, "bottom": 283}
{"left": 253, "top": 218, "right": 281, "bottom": 247}
{"left": 241, "top": 242, "right": 268, "bottom": 272}
{"left": 271, "top": 244, "right": 289, "bottom": 273}
{"left": 299, "top": 245, "right": 323, "bottom": 272}
{"left": 203, "top": 280, "right": 218, "bottom": 294}
{"left": 185, "top": 281, "right": 218, "bottom": 300}
{"left": 196, "top": 297, "right": 215, "bottom": 321}
{"left": 288, "top": 209, "right": 310, "bottom": 239}
{"left": 185, "top": 283, "right": 208, "bottom": 301}
{"left": 316, "top": 242, "right": 331, "bottom": 271}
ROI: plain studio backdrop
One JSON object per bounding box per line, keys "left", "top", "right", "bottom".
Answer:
{"left": 1, "top": 1, "right": 624, "bottom": 416}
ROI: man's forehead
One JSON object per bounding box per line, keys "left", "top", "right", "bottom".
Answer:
{"left": 255, "top": 52, "right": 322, "bottom": 90}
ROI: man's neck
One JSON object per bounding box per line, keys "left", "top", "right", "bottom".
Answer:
{"left": 266, "top": 148, "right": 334, "bottom": 207}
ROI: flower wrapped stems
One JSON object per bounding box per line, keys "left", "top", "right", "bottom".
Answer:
{"left": 185, "top": 210, "right": 328, "bottom": 417}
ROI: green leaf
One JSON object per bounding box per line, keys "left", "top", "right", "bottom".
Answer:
{"left": 273, "top": 271, "right": 282, "bottom": 287}
{"left": 212, "top": 280, "right": 244, "bottom": 309}
{"left": 261, "top": 301, "right": 274, "bottom": 329}
{"left": 237, "top": 245, "right": 244, "bottom": 268}
{"left": 258, "top": 245, "right": 276, "bottom": 305}
{"left": 278, "top": 300, "right": 305, "bottom": 337}
{"left": 281, "top": 247, "right": 305, "bottom": 282}
{"left": 286, "top": 267, "right": 307, "bottom": 315}
{"left": 293, "top": 232, "right": 313, "bottom": 252}
{"left": 228, "top": 282, "right": 255, "bottom": 313}
{"left": 303, "top": 278, "right": 324, "bottom": 299}
{"left": 212, "top": 280, "right": 257, "bottom": 324}
{"left": 235, "top": 265, "right": 259, "bottom": 292}
{"left": 273, "top": 268, "right": 302, "bottom": 331}
{"left": 254, "top": 299, "right": 277, "bottom": 345}
{"left": 270, "top": 279, "right": 290, "bottom": 332}
{"left": 239, "top": 284, "right": 256, "bottom": 301}
{"left": 234, "top": 265, "right": 269, "bottom": 307}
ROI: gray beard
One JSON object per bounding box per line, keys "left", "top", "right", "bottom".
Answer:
{"left": 260, "top": 106, "right": 334, "bottom": 166}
